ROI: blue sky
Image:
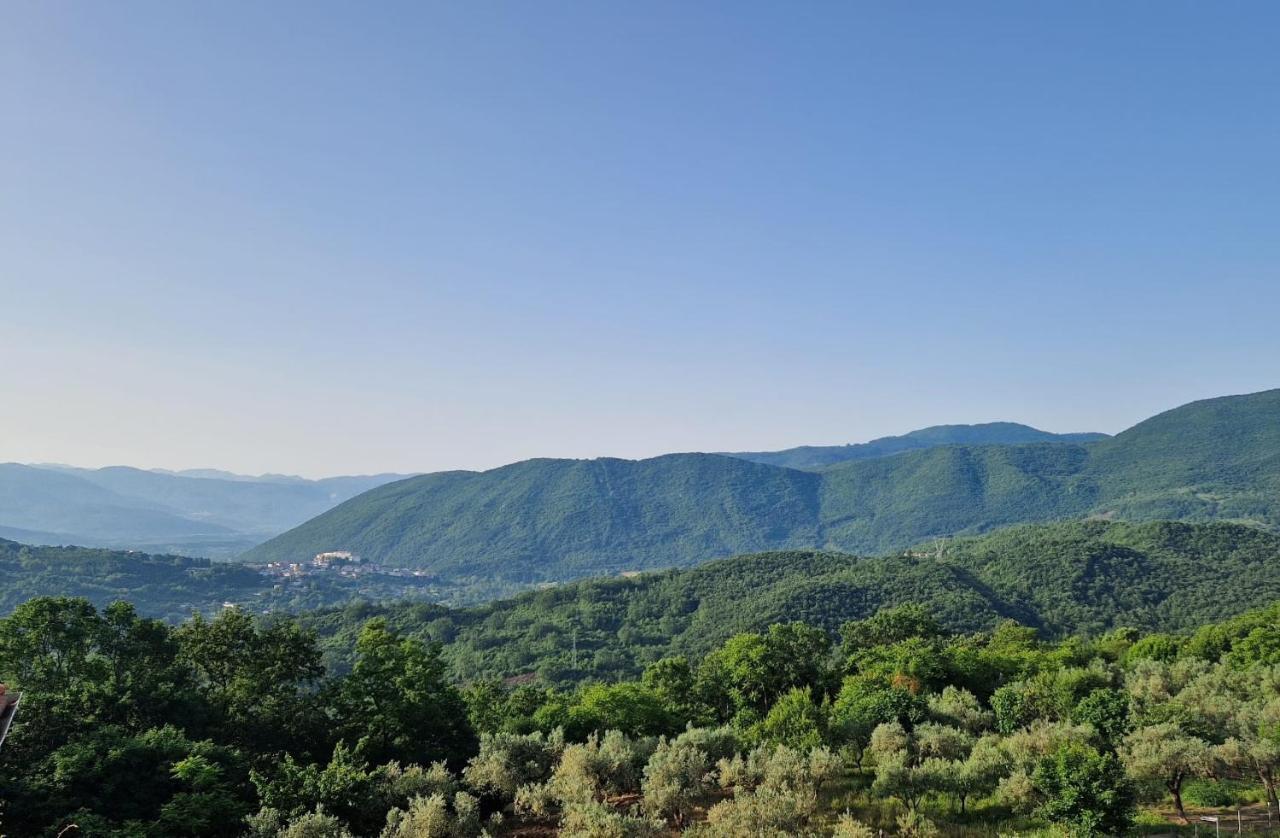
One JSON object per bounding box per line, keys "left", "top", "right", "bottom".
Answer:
{"left": 3, "top": 2, "right": 1278, "bottom": 476}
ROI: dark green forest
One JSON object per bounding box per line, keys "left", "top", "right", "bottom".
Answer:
{"left": 8, "top": 519, "right": 1280, "bottom": 691}
{"left": 299, "top": 520, "right": 1280, "bottom": 686}
{"left": 244, "top": 389, "right": 1280, "bottom": 594}
{"left": 9, "top": 584, "right": 1280, "bottom": 836}
{"left": 0, "top": 539, "right": 448, "bottom": 621}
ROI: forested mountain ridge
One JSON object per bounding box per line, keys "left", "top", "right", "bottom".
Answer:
{"left": 9, "top": 519, "right": 1278, "bottom": 671}
{"left": 245, "top": 389, "right": 1280, "bottom": 586}
{"left": 727, "top": 421, "right": 1108, "bottom": 469}
{"left": 244, "top": 454, "right": 826, "bottom": 580}
{"left": 299, "top": 519, "right": 1280, "bottom": 686}
{"left": 1084, "top": 387, "right": 1280, "bottom": 523}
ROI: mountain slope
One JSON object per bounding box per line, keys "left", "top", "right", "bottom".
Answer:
{"left": 1086, "top": 388, "right": 1280, "bottom": 525}
{"left": 246, "top": 455, "right": 822, "bottom": 580}
{"left": 246, "top": 388, "right": 1280, "bottom": 585}
{"left": 300, "top": 520, "right": 1280, "bottom": 684}
{"left": 816, "top": 441, "right": 1098, "bottom": 553}
{"left": 6, "top": 519, "right": 1277, "bottom": 686}
{"left": 727, "top": 422, "right": 1108, "bottom": 469}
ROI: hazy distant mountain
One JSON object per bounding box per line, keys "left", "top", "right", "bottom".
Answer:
{"left": 726, "top": 422, "right": 1109, "bottom": 469}
{"left": 149, "top": 467, "right": 309, "bottom": 483}
{"left": 1, "top": 464, "right": 413, "bottom": 557}
{"left": 245, "top": 389, "right": 1280, "bottom": 589}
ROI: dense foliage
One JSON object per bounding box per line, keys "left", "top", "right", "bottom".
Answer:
{"left": 245, "top": 389, "right": 1280, "bottom": 590}
{"left": 6, "top": 519, "right": 1279, "bottom": 686}
{"left": 11, "top": 590, "right": 1280, "bottom": 836}
{"left": 299, "top": 520, "right": 1280, "bottom": 685}
{"left": 0, "top": 539, "right": 445, "bottom": 621}
{"left": 0, "top": 599, "right": 475, "bottom": 837}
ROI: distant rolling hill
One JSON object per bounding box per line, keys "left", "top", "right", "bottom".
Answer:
{"left": 245, "top": 389, "right": 1280, "bottom": 590}
{"left": 726, "top": 422, "right": 1108, "bottom": 470}
{"left": 0, "top": 464, "right": 412, "bottom": 557}
{"left": 301, "top": 519, "right": 1280, "bottom": 684}
{"left": 0, "top": 537, "right": 443, "bottom": 622}
{"left": 245, "top": 455, "right": 823, "bottom": 580}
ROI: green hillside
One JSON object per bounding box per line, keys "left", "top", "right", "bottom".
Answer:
{"left": 299, "top": 519, "right": 1280, "bottom": 685}
{"left": 1085, "top": 387, "right": 1280, "bottom": 524}
{"left": 0, "top": 538, "right": 443, "bottom": 622}
{"left": 728, "top": 421, "right": 1107, "bottom": 469}
{"left": 816, "top": 440, "right": 1097, "bottom": 552}
{"left": 245, "top": 454, "right": 823, "bottom": 580}
{"left": 245, "top": 389, "right": 1280, "bottom": 586}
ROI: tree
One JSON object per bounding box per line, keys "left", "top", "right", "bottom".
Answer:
{"left": 0, "top": 596, "right": 105, "bottom": 696}
{"left": 381, "top": 791, "right": 483, "bottom": 838}
{"left": 1032, "top": 741, "right": 1134, "bottom": 836}
{"left": 700, "top": 623, "right": 832, "bottom": 719}
{"left": 952, "top": 736, "right": 1008, "bottom": 815}
{"left": 1120, "top": 723, "right": 1211, "bottom": 823}
{"left": 1124, "top": 633, "right": 1183, "bottom": 664}
{"left": 849, "top": 637, "right": 946, "bottom": 694}
{"left": 336, "top": 619, "right": 476, "bottom": 768}
{"left": 759, "top": 687, "right": 825, "bottom": 750}
{"left": 566, "top": 682, "right": 679, "bottom": 739}
{"left": 708, "top": 632, "right": 776, "bottom": 716}
{"left": 867, "top": 721, "right": 960, "bottom": 813}
{"left": 829, "top": 675, "right": 924, "bottom": 764}
{"left": 27, "top": 724, "right": 250, "bottom": 836}
{"left": 175, "top": 608, "right": 325, "bottom": 755}
{"left": 463, "top": 729, "right": 562, "bottom": 800}
{"left": 841, "top": 604, "right": 941, "bottom": 652}
{"left": 546, "top": 733, "right": 645, "bottom": 807}
{"left": 1208, "top": 690, "right": 1280, "bottom": 808}
{"left": 871, "top": 750, "right": 932, "bottom": 812}
{"left": 700, "top": 745, "right": 828, "bottom": 836}
{"left": 276, "top": 809, "right": 355, "bottom": 838}
{"left": 763, "top": 622, "right": 833, "bottom": 696}
{"left": 559, "top": 799, "right": 662, "bottom": 838}
{"left": 1071, "top": 687, "right": 1131, "bottom": 747}
{"left": 643, "top": 656, "right": 709, "bottom": 723}
{"left": 928, "top": 685, "right": 993, "bottom": 734}
{"left": 250, "top": 742, "right": 386, "bottom": 834}
{"left": 641, "top": 740, "right": 710, "bottom": 826}
{"left": 460, "top": 681, "right": 509, "bottom": 735}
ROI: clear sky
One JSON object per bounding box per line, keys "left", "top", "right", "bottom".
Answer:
{"left": 3, "top": 2, "right": 1278, "bottom": 477}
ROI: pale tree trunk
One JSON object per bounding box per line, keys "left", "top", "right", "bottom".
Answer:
{"left": 1259, "top": 767, "right": 1278, "bottom": 808}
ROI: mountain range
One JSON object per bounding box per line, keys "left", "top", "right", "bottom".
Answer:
{"left": 244, "top": 389, "right": 1280, "bottom": 591}
{"left": 725, "top": 422, "right": 1108, "bottom": 469}
{"left": 1, "top": 418, "right": 1109, "bottom": 559}
{"left": 0, "top": 464, "right": 412, "bottom": 557}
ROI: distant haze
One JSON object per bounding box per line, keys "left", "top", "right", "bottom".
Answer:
{"left": 3, "top": 3, "right": 1279, "bottom": 477}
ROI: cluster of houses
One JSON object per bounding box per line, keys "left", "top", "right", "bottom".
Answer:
{"left": 254, "top": 550, "right": 434, "bottom": 581}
